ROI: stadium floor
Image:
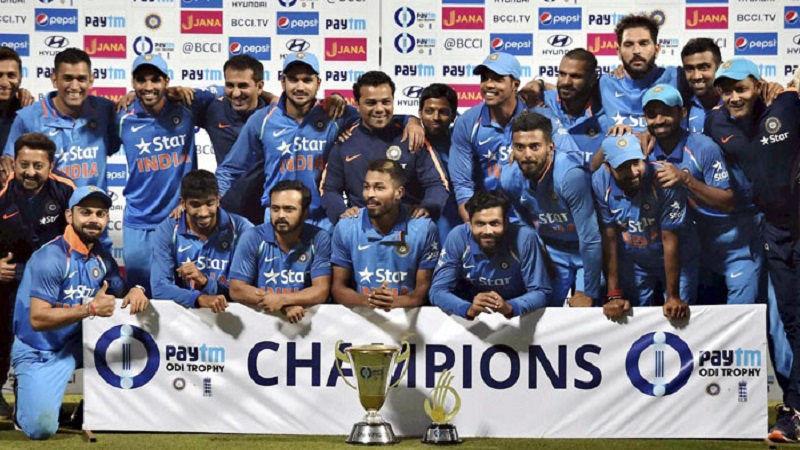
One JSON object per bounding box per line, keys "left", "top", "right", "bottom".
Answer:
{"left": 0, "top": 396, "right": 786, "bottom": 449}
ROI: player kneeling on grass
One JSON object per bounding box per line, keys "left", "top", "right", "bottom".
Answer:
{"left": 229, "top": 181, "right": 331, "bottom": 323}
{"left": 429, "top": 189, "right": 552, "bottom": 320}
{"left": 12, "top": 186, "right": 148, "bottom": 440}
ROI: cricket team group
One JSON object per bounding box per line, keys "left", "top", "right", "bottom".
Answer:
{"left": 1, "top": 12, "right": 799, "bottom": 442}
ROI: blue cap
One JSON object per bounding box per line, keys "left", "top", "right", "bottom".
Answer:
{"left": 132, "top": 53, "right": 169, "bottom": 78}
{"left": 283, "top": 52, "right": 319, "bottom": 75}
{"left": 643, "top": 84, "right": 683, "bottom": 108}
{"left": 69, "top": 186, "right": 113, "bottom": 210}
{"left": 714, "top": 58, "right": 760, "bottom": 85}
{"left": 473, "top": 52, "right": 521, "bottom": 79}
{"left": 602, "top": 135, "right": 645, "bottom": 169}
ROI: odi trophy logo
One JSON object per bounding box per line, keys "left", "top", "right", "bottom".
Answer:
{"left": 95, "top": 325, "right": 160, "bottom": 389}
{"left": 626, "top": 332, "right": 693, "bottom": 397}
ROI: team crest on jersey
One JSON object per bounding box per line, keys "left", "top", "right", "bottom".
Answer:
{"left": 586, "top": 126, "right": 598, "bottom": 137}
{"left": 501, "top": 261, "right": 509, "bottom": 269}
{"left": 298, "top": 252, "right": 308, "bottom": 263}
{"left": 396, "top": 243, "right": 409, "bottom": 256}
{"left": 316, "top": 120, "right": 325, "bottom": 130}
{"left": 46, "top": 201, "right": 59, "bottom": 213}
{"left": 643, "top": 203, "right": 651, "bottom": 211}
{"left": 219, "top": 239, "right": 230, "bottom": 251}
{"left": 386, "top": 146, "right": 402, "bottom": 161}
{"left": 88, "top": 119, "right": 97, "bottom": 130}
{"left": 172, "top": 116, "right": 182, "bottom": 126}
{"left": 765, "top": 117, "right": 782, "bottom": 135}
{"left": 551, "top": 191, "right": 558, "bottom": 201}
{"left": 91, "top": 267, "right": 102, "bottom": 280}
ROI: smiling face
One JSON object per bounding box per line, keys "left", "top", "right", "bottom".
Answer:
{"left": 469, "top": 206, "right": 505, "bottom": 254}
{"left": 14, "top": 147, "right": 53, "bottom": 195}
{"left": 0, "top": 59, "right": 21, "bottom": 103}
{"left": 51, "top": 61, "right": 93, "bottom": 114}
{"left": 480, "top": 70, "right": 519, "bottom": 108}
{"left": 181, "top": 194, "right": 220, "bottom": 235}
{"left": 644, "top": 101, "right": 684, "bottom": 142}
{"left": 225, "top": 68, "right": 263, "bottom": 113}
{"left": 420, "top": 97, "right": 454, "bottom": 138}
{"left": 682, "top": 51, "right": 720, "bottom": 99}
{"left": 716, "top": 77, "right": 760, "bottom": 121}
{"left": 557, "top": 57, "right": 594, "bottom": 103}
{"left": 66, "top": 197, "right": 109, "bottom": 245}
{"left": 610, "top": 159, "right": 646, "bottom": 194}
{"left": 357, "top": 83, "right": 394, "bottom": 132}
{"left": 133, "top": 66, "right": 169, "bottom": 111}
{"left": 281, "top": 64, "right": 321, "bottom": 111}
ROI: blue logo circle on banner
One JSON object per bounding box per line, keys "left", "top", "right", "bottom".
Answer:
{"left": 394, "top": 7, "right": 415, "bottom": 28}
{"left": 626, "top": 331, "right": 693, "bottom": 397}
{"left": 95, "top": 324, "right": 160, "bottom": 390}
{"left": 394, "top": 33, "right": 415, "bottom": 54}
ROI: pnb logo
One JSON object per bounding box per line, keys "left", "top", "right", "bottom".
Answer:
{"left": 489, "top": 34, "right": 533, "bottom": 56}
{"left": 95, "top": 325, "right": 160, "bottom": 389}
{"left": 626, "top": 332, "right": 693, "bottom": 397}
{"left": 734, "top": 33, "right": 778, "bottom": 56}
{"left": 0, "top": 34, "right": 29, "bottom": 57}
{"left": 786, "top": 7, "right": 800, "bottom": 28}
{"left": 538, "top": 8, "right": 581, "bottom": 30}
{"left": 229, "top": 37, "right": 271, "bottom": 60}
{"left": 395, "top": 6, "right": 415, "bottom": 28}
{"left": 34, "top": 9, "right": 78, "bottom": 32}
{"left": 276, "top": 12, "right": 319, "bottom": 35}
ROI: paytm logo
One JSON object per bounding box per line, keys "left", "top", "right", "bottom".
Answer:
{"left": 276, "top": 12, "right": 319, "bottom": 35}
{"left": 489, "top": 34, "right": 532, "bottom": 56}
{"left": 229, "top": 37, "right": 271, "bottom": 60}
{"left": 0, "top": 34, "right": 29, "bottom": 57}
{"left": 538, "top": 7, "right": 581, "bottom": 30}
{"left": 786, "top": 7, "right": 800, "bottom": 29}
{"left": 34, "top": 8, "right": 78, "bottom": 32}
{"left": 734, "top": 33, "right": 778, "bottom": 56}
{"left": 181, "top": 0, "right": 223, "bottom": 7}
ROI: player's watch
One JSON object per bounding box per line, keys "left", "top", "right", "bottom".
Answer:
{"left": 132, "top": 284, "right": 147, "bottom": 294}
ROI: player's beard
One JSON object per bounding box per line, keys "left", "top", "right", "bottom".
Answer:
{"left": 273, "top": 217, "right": 302, "bottom": 235}
{"left": 622, "top": 55, "right": 656, "bottom": 79}
{"left": 73, "top": 222, "right": 104, "bottom": 245}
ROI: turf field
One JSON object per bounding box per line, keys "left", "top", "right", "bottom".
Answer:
{"left": 0, "top": 395, "right": 787, "bottom": 449}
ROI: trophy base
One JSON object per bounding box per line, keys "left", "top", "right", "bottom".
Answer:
{"left": 346, "top": 422, "right": 399, "bottom": 445}
{"left": 422, "top": 423, "right": 462, "bottom": 445}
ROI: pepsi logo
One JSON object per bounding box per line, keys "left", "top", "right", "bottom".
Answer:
{"left": 278, "top": 16, "right": 289, "bottom": 29}
{"left": 229, "top": 42, "right": 242, "bottom": 54}
{"left": 36, "top": 14, "right": 48, "bottom": 26}
{"left": 787, "top": 10, "right": 799, "bottom": 24}
{"left": 539, "top": 12, "right": 552, "bottom": 25}
{"left": 491, "top": 37, "right": 504, "bottom": 51}
{"left": 735, "top": 37, "right": 747, "bottom": 50}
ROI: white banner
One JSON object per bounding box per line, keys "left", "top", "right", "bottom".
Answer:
{"left": 83, "top": 302, "right": 767, "bottom": 438}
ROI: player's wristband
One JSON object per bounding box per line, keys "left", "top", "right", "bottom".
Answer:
{"left": 88, "top": 302, "right": 97, "bottom": 318}
{"left": 605, "top": 290, "right": 623, "bottom": 303}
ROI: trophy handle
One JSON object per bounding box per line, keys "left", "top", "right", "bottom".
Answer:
{"left": 389, "top": 340, "right": 410, "bottom": 389}
{"left": 443, "top": 386, "right": 461, "bottom": 423}
{"left": 334, "top": 340, "right": 357, "bottom": 390}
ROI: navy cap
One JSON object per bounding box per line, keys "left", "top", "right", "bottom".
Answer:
{"left": 602, "top": 135, "right": 645, "bottom": 169}
{"left": 643, "top": 84, "right": 683, "bottom": 108}
{"left": 69, "top": 186, "right": 112, "bottom": 210}
{"left": 283, "top": 52, "right": 320, "bottom": 75}
{"left": 714, "top": 58, "right": 760, "bottom": 86}
{"left": 132, "top": 53, "right": 169, "bottom": 78}
{"left": 473, "top": 52, "right": 521, "bottom": 79}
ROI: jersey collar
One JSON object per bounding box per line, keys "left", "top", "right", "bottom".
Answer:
{"left": 651, "top": 130, "right": 689, "bottom": 163}
{"left": 479, "top": 96, "right": 526, "bottom": 127}
{"left": 177, "top": 207, "right": 232, "bottom": 239}
{"left": 360, "top": 207, "right": 409, "bottom": 240}
{"left": 63, "top": 224, "right": 91, "bottom": 256}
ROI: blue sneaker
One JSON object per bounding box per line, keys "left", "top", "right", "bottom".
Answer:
{"left": 769, "top": 404, "right": 800, "bottom": 443}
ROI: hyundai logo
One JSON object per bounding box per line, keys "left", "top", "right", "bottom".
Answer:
{"left": 44, "top": 35, "right": 69, "bottom": 49}
{"left": 286, "top": 38, "right": 310, "bottom": 52}
{"left": 794, "top": 34, "right": 800, "bottom": 46}
{"left": 402, "top": 85, "right": 424, "bottom": 99}
{"left": 547, "top": 34, "right": 572, "bottom": 47}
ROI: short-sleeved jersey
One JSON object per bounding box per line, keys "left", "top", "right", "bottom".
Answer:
{"left": 592, "top": 164, "right": 688, "bottom": 269}
{"left": 704, "top": 91, "right": 800, "bottom": 227}
{"left": 647, "top": 131, "right": 731, "bottom": 219}
{"left": 429, "top": 223, "right": 551, "bottom": 318}
{"left": 0, "top": 172, "right": 75, "bottom": 278}
{"left": 331, "top": 208, "right": 439, "bottom": 297}
{"left": 216, "top": 96, "right": 360, "bottom": 223}
{"left": 500, "top": 150, "right": 601, "bottom": 299}
{"left": 13, "top": 225, "right": 126, "bottom": 351}
{"left": 229, "top": 222, "right": 331, "bottom": 294}
{"left": 3, "top": 93, "right": 121, "bottom": 189}
{"left": 150, "top": 208, "right": 253, "bottom": 307}
{"left": 599, "top": 66, "right": 679, "bottom": 132}
{"left": 321, "top": 122, "right": 449, "bottom": 223}
{"left": 542, "top": 90, "right": 612, "bottom": 157}
{"left": 686, "top": 95, "right": 721, "bottom": 134}
{"left": 117, "top": 93, "right": 214, "bottom": 229}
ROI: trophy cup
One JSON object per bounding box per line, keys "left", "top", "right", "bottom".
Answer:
{"left": 422, "top": 370, "right": 462, "bottom": 445}
{"left": 335, "top": 340, "right": 410, "bottom": 445}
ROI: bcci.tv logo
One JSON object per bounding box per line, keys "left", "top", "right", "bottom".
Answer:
{"left": 95, "top": 325, "right": 160, "bottom": 389}
{"left": 34, "top": 9, "right": 78, "bottom": 32}
{"left": 626, "top": 332, "right": 693, "bottom": 397}
{"left": 538, "top": 8, "right": 581, "bottom": 30}
{"left": 277, "top": 12, "right": 319, "bottom": 35}
{"left": 489, "top": 34, "right": 533, "bottom": 56}
{"left": 228, "top": 37, "right": 271, "bottom": 60}
{"left": 734, "top": 33, "right": 778, "bottom": 56}
{"left": 787, "top": 7, "right": 800, "bottom": 29}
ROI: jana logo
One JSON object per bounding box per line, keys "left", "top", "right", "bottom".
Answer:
{"left": 95, "top": 324, "right": 160, "bottom": 389}
{"left": 626, "top": 331, "right": 693, "bottom": 397}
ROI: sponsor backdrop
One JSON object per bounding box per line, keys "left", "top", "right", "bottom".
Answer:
{"left": 83, "top": 302, "right": 766, "bottom": 437}
{"left": 0, "top": 0, "right": 797, "bottom": 266}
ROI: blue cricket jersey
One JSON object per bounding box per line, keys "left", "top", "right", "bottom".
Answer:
{"left": 704, "top": 91, "right": 800, "bottom": 227}
{"left": 599, "top": 66, "right": 679, "bottom": 132}
{"left": 3, "top": 92, "right": 121, "bottom": 189}
{"left": 13, "top": 226, "right": 127, "bottom": 351}
{"left": 429, "top": 223, "right": 552, "bottom": 318}
{"left": 592, "top": 164, "right": 689, "bottom": 270}
{"left": 118, "top": 92, "right": 214, "bottom": 229}
{"left": 216, "top": 96, "right": 360, "bottom": 223}
{"left": 686, "top": 95, "right": 721, "bottom": 134}
{"left": 150, "top": 208, "right": 253, "bottom": 307}
{"left": 500, "top": 150, "right": 602, "bottom": 299}
{"left": 197, "top": 93, "right": 268, "bottom": 166}
{"left": 542, "top": 90, "right": 612, "bottom": 158}
{"left": 321, "top": 122, "right": 450, "bottom": 224}
{"left": 229, "top": 222, "right": 331, "bottom": 294}
{"left": 331, "top": 208, "right": 440, "bottom": 297}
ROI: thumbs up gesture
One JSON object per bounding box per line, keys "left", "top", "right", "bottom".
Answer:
{"left": 90, "top": 281, "right": 116, "bottom": 317}
{"left": 0, "top": 252, "right": 16, "bottom": 283}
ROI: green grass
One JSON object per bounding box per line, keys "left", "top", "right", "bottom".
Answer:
{"left": 0, "top": 395, "right": 786, "bottom": 449}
